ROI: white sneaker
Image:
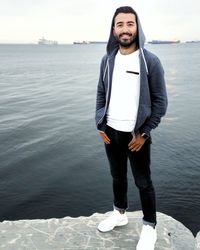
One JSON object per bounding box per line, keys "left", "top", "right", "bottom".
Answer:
{"left": 98, "top": 209, "right": 128, "bottom": 232}
{"left": 136, "top": 225, "right": 157, "bottom": 250}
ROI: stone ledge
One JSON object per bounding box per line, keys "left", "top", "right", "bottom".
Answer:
{"left": 0, "top": 211, "right": 198, "bottom": 249}
{"left": 196, "top": 232, "right": 200, "bottom": 250}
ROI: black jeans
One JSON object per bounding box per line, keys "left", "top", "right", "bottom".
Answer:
{"left": 104, "top": 125, "right": 156, "bottom": 225}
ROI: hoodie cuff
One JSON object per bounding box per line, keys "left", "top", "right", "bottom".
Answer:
{"left": 140, "top": 126, "right": 151, "bottom": 137}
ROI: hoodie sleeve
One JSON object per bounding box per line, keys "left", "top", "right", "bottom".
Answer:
{"left": 95, "top": 55, "right": 107, "bottom": 127}
{"left": 140, "top": 57, "right": 168, "bottom": 135}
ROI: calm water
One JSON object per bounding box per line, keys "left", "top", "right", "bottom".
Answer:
{"left": 0, "top": 43, "right": 199, "bottom": 236}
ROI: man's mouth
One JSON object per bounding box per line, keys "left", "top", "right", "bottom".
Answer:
{"left": 120, "top": 33, "right": 132, "bottom": 39}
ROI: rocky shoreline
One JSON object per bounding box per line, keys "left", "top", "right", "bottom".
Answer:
{"left": 0, "top": 211, "right": 199, "bottom": 249}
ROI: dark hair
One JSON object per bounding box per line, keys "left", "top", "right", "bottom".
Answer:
{"left": 112, "top": 6, "right": 138, "bottom": 27}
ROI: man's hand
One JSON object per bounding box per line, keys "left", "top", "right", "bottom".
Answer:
{"left": 128, "top": 133, "right": 146, "bottom": 152}
{"left": 99, "top": 131, "right": 111, "bottom": 144}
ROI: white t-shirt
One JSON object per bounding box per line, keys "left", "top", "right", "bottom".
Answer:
{"left": 106, "top": 49, "right": 140, "bottom": 132}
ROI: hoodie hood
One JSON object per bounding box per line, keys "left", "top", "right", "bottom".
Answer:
{"left": 106, "top": 6, "right": 146, "bottom": 56}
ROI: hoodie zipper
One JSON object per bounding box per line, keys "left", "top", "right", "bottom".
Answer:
{"left": 140, "top": 48, "right": 149, "bottom": 75}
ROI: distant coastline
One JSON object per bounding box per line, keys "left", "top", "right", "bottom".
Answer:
{"left": 73, "top": 41, "right": 107, "bottom": 45}
{"left": 0, "top": 40, "right": 200, "bottom": 45}
{"left": 185, "top": 40, "right": 200, "bottom": 43}
{"left": 72, "top": 39, "right": 200, "bottom": 45}
{"left": 148, "top": 40, "right": 180, "bottom": 44}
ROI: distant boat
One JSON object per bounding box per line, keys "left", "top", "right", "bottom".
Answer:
{"left": 73, "top": 41, "right": 89, "bottom": 45}
{"left": 148, "top": 40, "right": 180, "bottom": 44}
{"left": 38, "top": 37, "right": 58, "bottom": 45}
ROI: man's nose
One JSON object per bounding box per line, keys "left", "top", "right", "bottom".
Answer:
{"left": 122, "top": 25, "right": 129, "bottom": 33}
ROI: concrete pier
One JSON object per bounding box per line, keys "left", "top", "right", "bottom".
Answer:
{"left": 0, "top": 211, "right": 198, "bottom": 249}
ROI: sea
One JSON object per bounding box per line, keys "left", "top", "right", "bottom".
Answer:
{"left": 0, "top": 43, "right": 199, "bottom": 236}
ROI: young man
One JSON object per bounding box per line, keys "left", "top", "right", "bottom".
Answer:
{"left": 95, "top": 6, "right": 167, "bottom": 250}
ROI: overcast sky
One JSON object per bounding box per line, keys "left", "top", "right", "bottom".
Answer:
{"left": 0, "top": 0, "right": 199, "bottom": 43}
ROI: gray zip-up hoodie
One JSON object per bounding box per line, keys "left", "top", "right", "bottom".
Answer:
{"left": 95, "top": 7, "right": 168, "bottom": 136}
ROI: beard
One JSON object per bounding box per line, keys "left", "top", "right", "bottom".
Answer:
{"left": 114, "top": 32, "right": 138, "bottom": 48}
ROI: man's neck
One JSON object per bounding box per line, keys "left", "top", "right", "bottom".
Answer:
{"left": 119, "top": 43, "right": 138, "bottom": 55}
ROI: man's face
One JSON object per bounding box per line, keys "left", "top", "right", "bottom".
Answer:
{"left": 113, "top": 13, "right": 137, "bottom": 48}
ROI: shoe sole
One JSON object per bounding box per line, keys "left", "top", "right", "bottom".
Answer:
{"left": 98, "top": 220, "right": 128, "bottom": 233}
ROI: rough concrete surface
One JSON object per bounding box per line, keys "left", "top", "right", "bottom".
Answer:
{"left": 0, "top": 211, "right": 198, "bottom": 250}
{"left": 196, "top": 231, "right": 200, "bottom": 250}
